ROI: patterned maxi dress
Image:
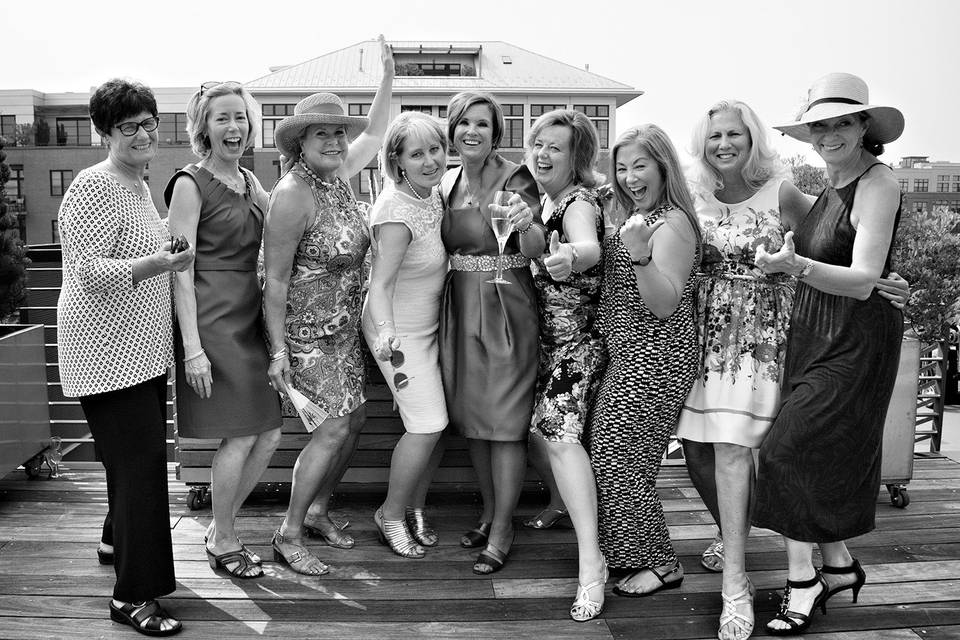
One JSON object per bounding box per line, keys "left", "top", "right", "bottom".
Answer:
{"left": 283, "top": 163, "right": 370, "bottom": 418}
{"left": 753, "top": 164, "right": 903, "bottom": 542}
{"left": 590, "top": 205, "right": 699, "bottom": 570}
{"left": 530, "top": 187, "right": 606, "bottom": 443}
{"left": 676, "top": 179, "right": 795, "bottom": 447}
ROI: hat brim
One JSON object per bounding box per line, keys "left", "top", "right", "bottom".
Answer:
{"left": 274, "top": 113, "right": 369, "bottom": 158}
{"left": 774, "top": 103, "right": 904, "bottom": 145}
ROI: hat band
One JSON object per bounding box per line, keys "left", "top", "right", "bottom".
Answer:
{"left": 807, "top": 96, "right": 864, "bottom": 110}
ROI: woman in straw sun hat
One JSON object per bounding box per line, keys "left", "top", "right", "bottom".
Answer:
{"left": 751, "top": 72, "right": 906, "bottom": 636}
{"left": 262, "top": 35, "right": 394, "bottom": 576}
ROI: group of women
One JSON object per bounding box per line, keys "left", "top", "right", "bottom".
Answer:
{"left": 56, "top": 31, "right": 908, "bottom": 637}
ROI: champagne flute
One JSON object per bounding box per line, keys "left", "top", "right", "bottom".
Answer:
{"left": 487, "top": 190, "right": 515, "bottom": 285}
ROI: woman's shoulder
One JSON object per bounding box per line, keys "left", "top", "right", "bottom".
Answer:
{"left": 269, "top": 172, "right": 314, "bottom": 210}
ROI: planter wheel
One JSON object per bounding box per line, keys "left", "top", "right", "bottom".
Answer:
{"left": 887, "top": 484, "right": 910, "bottom": 509}
{"left": 187, "top": 486, "right": 210, "bottom": 511}
{"left": 23, "top": 454, "right": 44, "bottom": 478}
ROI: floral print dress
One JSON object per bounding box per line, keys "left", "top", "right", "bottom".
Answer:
{"left": 676, "top": 178, "right": 794, "bottom": 448}
{"left": 283, "top": 163, "right": 370, "bottom": 418}
{"left": 530, "top": 187, "right": 605, "bottom": 444}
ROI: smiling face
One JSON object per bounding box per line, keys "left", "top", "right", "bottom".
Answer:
{"left": 205, "top": 94, "right": 249, "bottom": 162}
{"left": 453, "top": 103, "right": 495, "bottom": 164}
{"left": 397, "top": 131, "right": 446, "bottom": 193}
{"left": 809, "top": 114, "right": 867, "bottom": 165}
{"left": 705, "top": 109, "right": 752, "bottom": 179}
{"left": 527, "top": 124, "right": 574, "bottom": 196}
{"left": 615, "top": 141, "right": 664, "bottom": 213}
{"left": 104, "top": 110, "right": 158, "bottom": 170}
{"left": 300, "top": 123, "right": 349, "bottom": 180}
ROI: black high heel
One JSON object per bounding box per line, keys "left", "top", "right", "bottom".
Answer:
{"left": 821, "top": 558, "right": 866, "bottom": 603}
{"left": 766, "top": 573, "right": 828, "bottom": 636}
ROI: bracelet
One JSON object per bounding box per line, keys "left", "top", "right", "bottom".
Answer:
{"left": 796, "top": 257, "right": 815, "bottom": 280}
{"left": 183, "top": 348, "right": 205, "bottom": 362}
{"left": 568, "top": 243, "right": 580, "bottom": 272}
{"left": 631, "top": 253, "right": 651, "bottom": 267}
{"left": 517, "top": 222, "right": 534, "bottom": 235}
{"left": 270, "top": 346, "right": 289, "bottom": 362}
{"left": 376, "top": 320, "right": 395, "bottom": 327}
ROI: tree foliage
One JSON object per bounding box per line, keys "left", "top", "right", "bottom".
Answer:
{"left": 892, "top": 207, "right": 960, "bottom": 342}
{"left": 0, "top": 136, "right": 30, "bottom": 322}
{"left": 784, "top": 154, "right": 828, "bottom": 196}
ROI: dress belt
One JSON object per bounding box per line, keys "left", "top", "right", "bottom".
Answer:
{"left": 449, "top": 253, "right": 530, "bottom": 272}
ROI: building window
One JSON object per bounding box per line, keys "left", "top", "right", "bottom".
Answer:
{"left": 158, "top": 113, "right": 190, "bottom": 144}
{"left": 438, "top": 106, "right": 447, "bottom": 119}
{"left": 502, "top": 104, "right": 524, "bottom": 149}
{"left": 530, "top": 104, "right": 565, "bottom": 127}
{"left": 0, "top": 115, "right": 15, "bottom": 142}
{"left": 953, "top": 175, "right": 960, "bottom": 192}
{"left": 349, "top": 103, "right": 371, "bottom": 116}
{"left": 937, "top": 175, "right": 950, "bottom": 192}
{"left": 51, "top": 219, "right": 60, "bottom": 243}
{"left": 914, "top": 179, "right": 929, "bottom": 192}
{"left": 898, "top": 179, "right": 909, "bottom": 193}
{"left": 401, "top": 105, "right": 436, "bottom": 115}
{"left": 574, "top": 104, "right": 610, "bottom": 148}
{"left": 55, "top": 118, "right": 91, "bottom": 146}
{"left": 395, "top": 62, "right": 473, "bottom": 77}
{"left": 262, "top": 104, "right": 295, "bottom": 148}
{"left": 5, "top": 164, "right": 23, "bottom": 202}
{"left": 913, "top": 201, "right": 926, "bottom": 213}
{"left": 357, "top": 168, "right": 380, "bottom": 198}
{"left": 952, "top": 201, "right": 960, "bottom": 212}
{"left": 933, "top": 199, "right": 950, "bottom": 210}
{"left": 50, "top": 170, "right": 73, "bottom": 196}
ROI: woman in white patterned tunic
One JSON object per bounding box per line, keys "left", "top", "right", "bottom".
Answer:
{"left": 263, "top": 36, "right": 393, "bottom": 576}
{"left": 362, "top": 112, "right": 448, "bottom": 558}
{"left": 57, "top": 79, "right": 194, "bottom": 636}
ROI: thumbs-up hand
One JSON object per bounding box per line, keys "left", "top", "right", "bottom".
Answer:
{"left": 754, "top": 230, "right": 799, "bottom": 275}
{"left": 543, "top": 230, "right": 575, "bottom": 281}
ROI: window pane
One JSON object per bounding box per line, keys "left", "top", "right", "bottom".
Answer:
{"left": 262, "top": 119, "right": 277, "bottom": 148}
{"left": 349, "top": 103, "right": 371, "bottom": 116}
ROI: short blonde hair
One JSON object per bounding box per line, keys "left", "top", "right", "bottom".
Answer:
{"left": 186, "top": 82, "right": 261, "bottom": 158}
{"left": 526, "top": 109, "right": 600, "bottom": 188}
{"left": 380, "top": 112, "right": 447, "bottom": 184}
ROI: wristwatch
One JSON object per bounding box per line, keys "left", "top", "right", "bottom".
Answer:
{"left": 631, "top": 253, "right": 651, "bottom": 267}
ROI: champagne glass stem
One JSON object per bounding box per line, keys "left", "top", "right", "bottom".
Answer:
{"left": 495, "top": 250, "right": 504, "bottom": 282}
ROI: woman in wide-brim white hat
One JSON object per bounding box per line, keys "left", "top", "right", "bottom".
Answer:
{"left": 262, "top": 35, "right": 394, "bottom": 576}
{"left": 751, "top": 72, "right": 906, "bottom": 636}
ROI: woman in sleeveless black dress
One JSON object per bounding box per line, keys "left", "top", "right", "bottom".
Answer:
{"left": 752, "top": 73, "right": 905, "bottom": 636}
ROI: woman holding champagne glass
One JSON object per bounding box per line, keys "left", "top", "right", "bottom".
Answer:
{"left": 439, "top": 91, "right": 546, "bottom": 574}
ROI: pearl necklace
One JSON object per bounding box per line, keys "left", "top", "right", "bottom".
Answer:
{"left": 298, "top": 161, "right": 335, "bottom": 187}
{"left": 402, "top": 173, "right": 431, "bottom": 202}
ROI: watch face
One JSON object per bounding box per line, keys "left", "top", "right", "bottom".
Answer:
{"left": 632, "top": 254, "right": 651, "bottom": 266}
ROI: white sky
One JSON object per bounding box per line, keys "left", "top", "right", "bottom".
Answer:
{"left": 3, "top": 0, "right": 957, "bottom": 167}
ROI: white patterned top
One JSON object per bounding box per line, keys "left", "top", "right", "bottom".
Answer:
{"left": 57, "top": 168, "right": 173, "bottom": 397}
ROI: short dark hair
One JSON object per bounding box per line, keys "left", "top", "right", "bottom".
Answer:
{"left": 446, "top": 91, "right": 504, "bottom": 150}
{"left": 89, "top": 79, "right": 158, "bottom": 136}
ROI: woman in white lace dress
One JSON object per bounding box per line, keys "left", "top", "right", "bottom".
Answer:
{"left": 362, "top": 112, "right": 449, "bottom": 558}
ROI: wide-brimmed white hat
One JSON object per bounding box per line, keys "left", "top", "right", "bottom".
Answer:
{"left": 774, "top": 73, "right": 904, "bottom": 144}
{"left": 274, "top": 92, "right": 369, "bottom": 158}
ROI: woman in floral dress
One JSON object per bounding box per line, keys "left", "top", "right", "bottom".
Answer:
{"left": 526, "top": 110, "right": 607, "bottom": 621}
{"left": 262, "top": 36, "right": 393, "bottom": 576}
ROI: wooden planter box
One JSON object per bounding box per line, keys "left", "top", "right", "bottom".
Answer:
{"left": 0, "top": 324, "right": 52, "bottom": 475}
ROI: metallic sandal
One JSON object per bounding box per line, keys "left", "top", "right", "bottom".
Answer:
{"left": 718, "top": 577, "right": 755, "bottom": 640}
{"left": 271, "top": 528, "right": 329, "bottom": 576}
{"left": 375, "top": 508, "right": 424, "bottom": 559}
{"left": 701, "top": 532, "right": 724, "bottom": 573}
{"left": 405, "top": 507, "right": 438, "bottom": 547}
{"left": 570, "top": 562, "right": 608, "bottom": 622}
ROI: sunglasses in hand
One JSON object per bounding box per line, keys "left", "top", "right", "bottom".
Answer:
{"left": 389, "top": 348, "right": 413, "bottom": 390}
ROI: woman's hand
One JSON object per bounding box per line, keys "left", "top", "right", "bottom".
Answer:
{"left": 378, "top": 34, "right": 394, "bottom": 76}
{"left": 157, "top": 241, "right": 195, "bottom": 273}
{"left": 373, "top": 331, "right": 400, "bottom": 362}
{"left": 619, "top": 215, "right": 665, "bottom": 262}
{"left": 755, "top": 230, "right": 803, "bottom": 275}
{"left": 267, "top": 354, "right": 292, "bottom": 394}
{"left": 184, "top": 351, "right": 212, "bottom": 398}
{"left": 876, "top": 271, "right": 910, "bottom": 309}
{"left": 544, "top": 230, "right": 575, "bottom": 281}
{"left": 489, "top": 192, "right": 535, "bottom": 232}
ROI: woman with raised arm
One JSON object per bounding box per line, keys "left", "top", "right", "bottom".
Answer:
{"left": 262, "top": 35, "right": 393, "bottom": 576}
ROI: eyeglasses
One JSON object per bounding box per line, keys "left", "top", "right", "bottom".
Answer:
{"left": 114, "top": 117, "right": 160, "bottom": 137}
{"left": 200, "top": 81, "right": 242, "bottom": 95}
{"left": 389, "top": 349, "right": 412, "bottom": 390}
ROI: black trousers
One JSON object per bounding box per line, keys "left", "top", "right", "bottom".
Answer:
{"left": 80, "top": 374, "right": 176, "bottom": 602}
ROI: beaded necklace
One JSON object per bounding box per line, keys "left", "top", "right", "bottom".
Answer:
{"left": 402, "top": 173, "right": 431, "bottom": 202}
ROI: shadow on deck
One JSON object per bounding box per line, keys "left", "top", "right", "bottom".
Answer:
{"left": 1, "top": 455, "right": 960, "bottom": 639}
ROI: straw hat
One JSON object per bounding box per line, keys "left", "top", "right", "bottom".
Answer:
{"left": 774, "top": 73, "right": 904, "bottom": 144}
{"left": 274, "top": 93, "right": 369, "bottom": 158}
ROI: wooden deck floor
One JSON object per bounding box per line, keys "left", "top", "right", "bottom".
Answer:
{"left": 2, "top": 455, "right": 960, "bottom": 640}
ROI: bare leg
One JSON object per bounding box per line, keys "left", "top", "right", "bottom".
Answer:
{"left": 208, "top": 434, "right": 258, "bottom": 553}
{"left": 411, "top": 436, "right": 445, "bottom": 508}
{"left": 486, "top": 440, "right": 526, "bottom": 552}
{"left": 467, "top": 438, "right": 496, "bottom": 523}
{"left": 715, "top": 442, "right": 754, "bottom": 640}
{"left": 819, "top": 540, "right": 857, "bottom": 593}
{"left": 305, "top": 406, "right": 366, "bottom": 527}
{"left": 545, "top": 439, "right": 604, "bottom": 584}
{"left": 229, "top": 428, "right": 282, "bottom": 519}
{"left": 527, "top": 434, "right": 565, "bottom": 513}
{"left": 682, "top": 439, "right": 721, "bottom": 526}
{"left": 381, "top": 432, "right": 443, "bottom": 520}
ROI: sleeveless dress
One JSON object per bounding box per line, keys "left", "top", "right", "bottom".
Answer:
{"left": 530, "top": 187, "right": 606, "bottom": 444}
{"left": 282, "top": 163, "right": 370, "bottom": 418}
{"left": 753, "top": 164, "right": 903, "bottom": 542}
{"left": 676, "top": 179, "right": 795, "bottom": 447}
{"left": 589, "top": 205, "right": 699, "bottom": 570}
{"left": 361, "top": 187, "right": 448, "bottom": 433}
{"left": 164, "top": 164, "right": 282, "bottom": 438}
{"left": 438, "top": 156, "right": 541, "bottom": 441}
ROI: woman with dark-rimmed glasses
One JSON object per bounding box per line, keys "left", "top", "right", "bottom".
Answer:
{"left": 57, "top": 78, "right": 194, "bottom": 637}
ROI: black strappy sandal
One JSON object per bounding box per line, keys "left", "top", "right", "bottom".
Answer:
{"left": 766, "top": 573, "right": 828, "bottom": 636}
{"left": 612, "top": 562, "right": 683, "bottom": 597}
{"left": 821, "top": 558, "right": 866, "bottom": 603}
{"left": 109, "top": 599, "right": 182, "bottom": 637}
{"left": 460, "top": 521, "right": 491, "bottom": 549}
{"left": 206, "top": 547, "right": 263, "bottom": 578}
